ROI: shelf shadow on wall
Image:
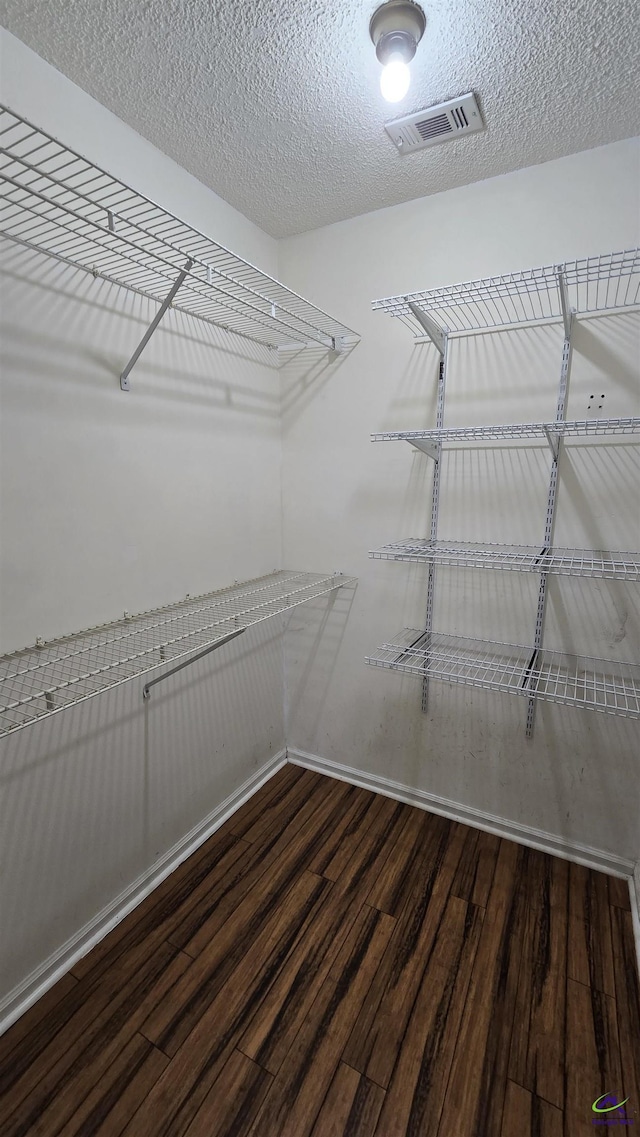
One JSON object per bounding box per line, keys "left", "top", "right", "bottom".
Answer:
{"left": 284, "top": 580, "right": 358, "bottom": 747}
{"left": 280, "top": 341, "right": 358, "bottom": 427}
{"left": 1, "top": 242, "right": 353, "bottom": 415}
{"left": 0, "top": 617, "right": 286, "bottom": 1008}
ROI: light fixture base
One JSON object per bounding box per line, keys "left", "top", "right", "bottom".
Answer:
{"left": 369, "top": 0, "right": 426, "bottom": 64}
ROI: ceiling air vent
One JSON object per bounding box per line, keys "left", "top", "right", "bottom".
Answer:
{"left": 385, "top": 92, "right": 484, "bottom": 155}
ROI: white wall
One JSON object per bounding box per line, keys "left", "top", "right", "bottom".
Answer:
{"left": 280, "top": 138, "right": 640, "bottom": 864}
{"left": 0, "top": 31, "right": 286, "bottom": 1012}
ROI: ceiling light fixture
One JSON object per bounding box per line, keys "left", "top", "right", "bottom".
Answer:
{"left": 370, "top": 0, "right": 426, "bottom": 103}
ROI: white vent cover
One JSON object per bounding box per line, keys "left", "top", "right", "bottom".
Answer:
{"left": 385, "top": 93, "right": 484, "bottom": 155}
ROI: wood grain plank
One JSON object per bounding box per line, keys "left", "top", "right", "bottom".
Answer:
{"left": 2, "top": 943, "right": 190, "bottom": 1137}
{"left": 451, "top": 826, "right": 501, "bottom": 908}
{"left": 70, "top": 829, "right": 244, "bottom": 983}
{"left": 307, "top": 785, "right": 379, "bottom": 878}
{"left": 568, "top": 863, "right": 615, "bottom": 996}
{"left": 142, "top": 867, "right": 330, "bottom": 1055}
{"left": 500, "top": 1080, "right": 563, "bottom": 1137}
{"left": 56, "top": 1034, "right": 169, "bottom": 1137}
{"left": 0, "top": 933, "right": 185, "bottom": 1110}
{"left": 182, "top": 1049, "right": 272, "bottom": 1137}
{"left": 0, "top": 972, "right": 78, "bottom": 1070}
{"left": 143, "top": 785, "right": 351, "bottom": 1057}
{"left": 501, "top": 1080, "right": 531, "bottom": 1136}
{"left": 246, "top": 905, "right": 396, "bottom": 1137}
{"left": 508, "top": 850, "right": 568, "bottom": 1109}
{"left": 608, "top": 875, "right": 631, "bottom": 911}
{"left": 375, "top": 895, "right": 483, "bottom": 1137}
{"left": 310, "top": 1063, "right": 385, "bottom": 1137}
{"left": 342, "top": 815, "right": 464, "bottom": 1087}
{"left": 233, "top": 768, "right": 321, "bottom": 846}
{"left": 169, "top": 774, "right": 351, "bottom": 956}
{"left": 309, "top": 1062, "right": 360, "bottom": 1136}
{"left": 127, "top": 871, "right": 330, "bottom": 1137}
{"left": 79, "top": 834, "right": 251, "bottom": 997}
{"left": 226, "top": 762, "right": 302, "bottom": 839}
{"left": 237, "top": 795, "right": 408, "bottom": 1074}
{"left": 436, "top": 839, "right": 528, "bottom": 1137}
{"left": 611, "top": 904, "right": 640, "bottom": 1128}
{"left": 313, "top": 793, "right": 387, "bottom": 884}
{"left": 365, "top": 805, "right": 429, "bottom": 916}
{"left": 565, "top": 977, "right": 623, "bottom": 1136}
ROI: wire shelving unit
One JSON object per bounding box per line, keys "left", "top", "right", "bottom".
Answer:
{"left": 370, "top": 248, "right": 640, "bottom": 734}
{"left": 373, "top": 248, "right": 640, "bottom": 337}
{"left": 366, "top": 630, "right": 640, "bottom": 718}
{"left": 372, "top": 417, "right": 640, "bottom": 447}
{"left": 0, "top": 107, "right": 359, "bottom": 361}
{"left": 369, "top": 540, "right": 640, "bottom": 580}
{"left": 0, "top": 571, "right": 356, "bottom": 739}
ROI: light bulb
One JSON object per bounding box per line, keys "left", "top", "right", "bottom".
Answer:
{"left": 380, "top": 59, "right": 410, "bottom": 102}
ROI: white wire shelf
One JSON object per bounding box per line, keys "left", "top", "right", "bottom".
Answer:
{"left": 366, "top": 630, "right": 640, "bottom": 718}
{"left": 373, "top": 248, "right": 640, "bottom": 337}
{"left": 369, "top": 540, "right": 640, "bottom": 580}
{"left": 371, "top": 417, "right": 640, "bottom": 446}
{"left": 0, "top": 106, "right": 359, "bottom": 352}
{"left": 0, "top": 571, "right": 357, "bottom": 739}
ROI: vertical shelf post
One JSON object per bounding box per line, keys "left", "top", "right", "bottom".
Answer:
{"left": 526, "top": 268, "right": 575, "bottom": 736}
{"left": 406, "top": 302, "right": 449, "bottom": 713}
{"left": 421, "top": 336, "right": 449, "bottom": 713}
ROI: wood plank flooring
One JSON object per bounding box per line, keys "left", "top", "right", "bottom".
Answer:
{"left": 1, "top": 763, "right": 639, "bottom": 1136}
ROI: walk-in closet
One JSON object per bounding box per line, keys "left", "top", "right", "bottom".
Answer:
{"left": 1, "top": 4, "right": 639, "bottom": 1134}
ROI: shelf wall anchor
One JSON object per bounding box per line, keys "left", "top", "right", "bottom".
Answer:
{"left": 120, "top": 258, "right": 194, "bottom": 391}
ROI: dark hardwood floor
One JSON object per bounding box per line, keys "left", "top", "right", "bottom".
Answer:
{"left": 1, "top": 763, "right": 639, "bottom": 1136}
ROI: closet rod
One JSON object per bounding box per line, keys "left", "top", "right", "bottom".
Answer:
{"left": 142, "top": 627, "right": 245, "bottom": 700}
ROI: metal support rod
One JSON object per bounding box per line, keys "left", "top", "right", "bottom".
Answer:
{"left": 120, "top": 258, "right": 194, "bottom": 391}
{"left": 408, "top": 301, "right": 446, "bottom": 354}
{"left": 526, "top": 313, "right": 574, "bottom": 737}
{"left": 422, "top": 336, "right": 449, "bottom": 714}
{"left": 142, "top": 626, "right": 245, "bottom": 700}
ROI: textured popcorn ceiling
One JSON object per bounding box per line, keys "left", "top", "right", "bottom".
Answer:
{"left": 2, "top": 0, "right": 639, "bottom": 237}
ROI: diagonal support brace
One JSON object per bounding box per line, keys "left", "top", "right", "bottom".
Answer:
{"left": 408, "top": 438, "right": 439, "bottom": 460}
{"left": 556, "top": 266, "right": 573, "bottom": 340}
{"left": 408, "top": 301, "right": 446, "bottom": 354}
{"left": 120, "top": 258, "right": 193, "bottom": 391}
{"left": 543, "top": 426, "right": 559, "bottom": 461}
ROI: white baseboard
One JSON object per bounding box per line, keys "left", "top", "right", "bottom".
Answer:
{"left": 632, "top": 866, "right": 640, "bottom": 981}
{"left": 0, "top": 748, "right": 287, "bottom": 1038}
{"left": 288, "top": 747, "right": 636, "bottom": 880}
